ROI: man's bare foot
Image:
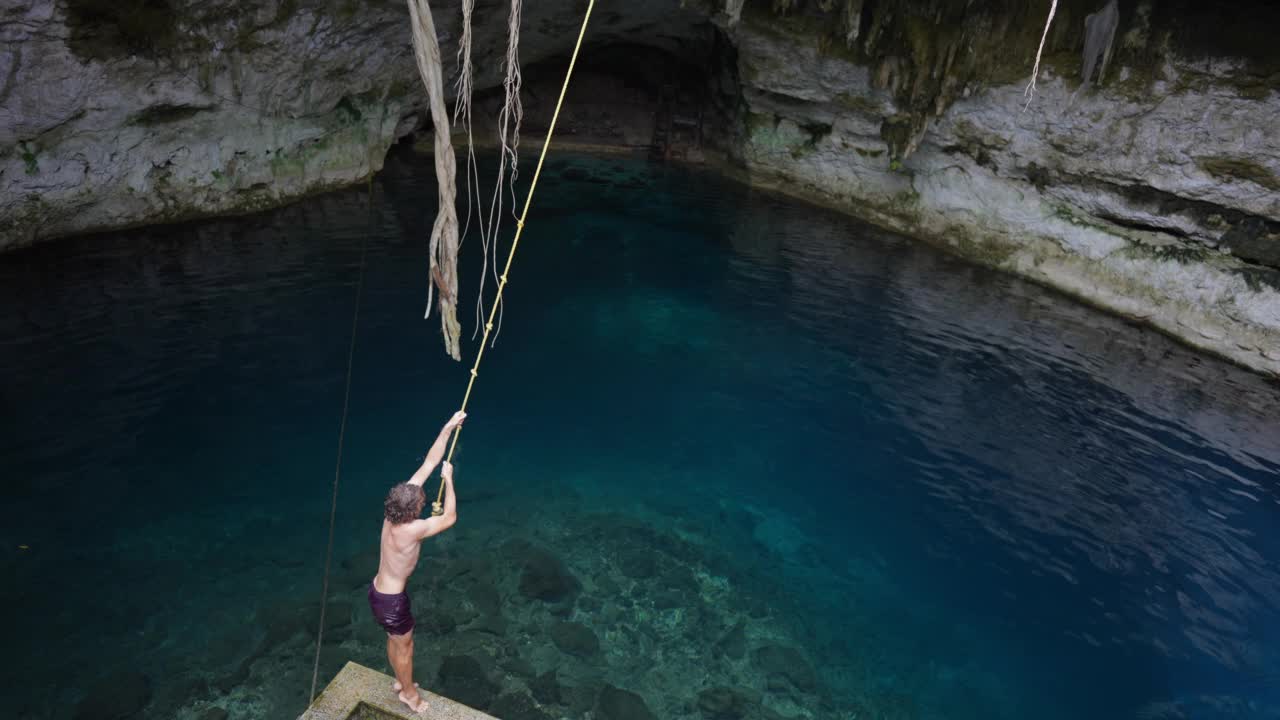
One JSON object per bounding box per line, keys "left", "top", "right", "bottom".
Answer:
{"left": 391, "top": 680, "right": 419, "bottom": 692}
{"left": 398, "top": 690, "right": 429, "bottom": 714}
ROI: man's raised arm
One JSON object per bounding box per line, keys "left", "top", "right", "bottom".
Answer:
{"left": 412, "top": 461, "right": 458, "bottom": 539}
{"left": 407, "top": 411, "right": 467, "bottom": 487}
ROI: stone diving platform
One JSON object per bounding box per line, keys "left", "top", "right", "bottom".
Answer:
{"left": 299, "top": 662, "right": 498, "bottom": 720}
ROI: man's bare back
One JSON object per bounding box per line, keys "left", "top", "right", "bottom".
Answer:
{"left": 367, "top": 411, "right": 465, "bottom": 714}
{"left": 373, "top": 518, "right": 427, "bottom": 594}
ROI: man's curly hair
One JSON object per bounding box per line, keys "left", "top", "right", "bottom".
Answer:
{"left": 385, "top": 483, "right": 425, "bottom": 524}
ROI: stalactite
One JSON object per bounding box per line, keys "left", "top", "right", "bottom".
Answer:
{"left": 842, "top": 0, "right": 864, "bottom": 47}
{"left": 1081, "top": 0, "right": 1119, "bottom": 86}
{"left": 725, "top": 0, "right": 746, "bottom": 27}
{"left": 407, "top": 0, "right": 462, "bottom": 360}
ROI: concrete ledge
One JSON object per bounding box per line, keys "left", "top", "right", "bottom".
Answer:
{"left": 299, "top": 662, "right": 498, "bottom": 720}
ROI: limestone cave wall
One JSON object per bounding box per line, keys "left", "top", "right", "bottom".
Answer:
{"left": 714, "top": 0, "right": 1280, "bottom": 376}
{"left": 1, "top": 0, "right": 1278, "bottom": 375}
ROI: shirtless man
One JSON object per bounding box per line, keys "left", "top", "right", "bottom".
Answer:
{"left": 368, "top": 410, "right": 465, "bottom": 714}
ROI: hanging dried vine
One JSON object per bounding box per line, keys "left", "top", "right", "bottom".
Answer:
{"left": 475, "top": 0, "right": 524, "bottom": 345}
{"left": 1023, "top": 0, "right": 1058, "bottom": 109}
{"left": 406, "top": 0, "right": 462, "bottom": 359}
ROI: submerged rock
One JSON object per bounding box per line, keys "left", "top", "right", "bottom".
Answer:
{"left": 436, "top": 655, "right": 498, "bottom": 711}
{"left": 467, "top": 581, "right": 501, "bottom": 616}
{"left": 530, "top": 669, "right": 564, "bottom": 705}
{"left": 490, "top": 691, "right": 552, "bottom": 720}
{"left": 652, "top": 587, "right": 687, "bottom": 610}
{"left": 615, "top": 544, "right": 658, "bottom": 579}
{"left": 518, "top": 547, "right": 580, "bottom": 603}
{"left": 550, "top": 620, "right": 601, "bottom": 657}
{"left": 697, "top": 686, "right": 753, "bottom": 720}
{"left": 595, "top": 685, "right": 657, "bottom": 720}
{"left": 500, "top": 656, "right": 537, "bottom": 680}
{"left": 74, "top": 671, "right": 152, "bottom": 720}
{"left": 714, "top": 621, "right": 747, "bottom": 660}
{"left": 417, "top": 609, "right": 458, "bottom": 637}
{"left": 661, "top": 563, "right": 700, "bottom": 596}
{"left": 468, "top": 614, "right": 508, "bottom": 637}
{"left": 752, "top": 644, "right": 817, "bottom": 691}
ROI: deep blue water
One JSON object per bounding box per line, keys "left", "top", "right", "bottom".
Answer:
{"left": 2, "top": 151, "right": 1280, "bottom": 720}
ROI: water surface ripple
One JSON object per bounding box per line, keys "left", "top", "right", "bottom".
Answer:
{"left": 1, "top": 152, "right": 1278, "bottom": 720}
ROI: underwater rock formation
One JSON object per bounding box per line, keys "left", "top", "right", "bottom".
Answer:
{"left": 752, "top": 644, "right": 818, "bottom": 691}
{"left": 435, "top": 654, "right": 499, "bottom": 711}
{"left": 549, "top": 620, "right": 601, "bottom": 657}
{"left": 595, "top": 684, "right": 658, "bottom": 720}
{"left": 517, "top": 545, "right": 581, "bottom": 602}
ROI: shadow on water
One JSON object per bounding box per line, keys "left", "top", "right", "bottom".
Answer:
{"left": 1, "top": 149, "right": 1278, "bottom": 720}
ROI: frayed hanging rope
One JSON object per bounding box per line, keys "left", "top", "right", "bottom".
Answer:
{"left": 407, "top": 0, "right": 462, "bottom": 359}
{"left": 1023, "top": 0, "right": 1058, "bottom": 110}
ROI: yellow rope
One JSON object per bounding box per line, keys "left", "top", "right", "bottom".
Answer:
{"left": 433, "top": 0, "right": 595, "bottom": 515}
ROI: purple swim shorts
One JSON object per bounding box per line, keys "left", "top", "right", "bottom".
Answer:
{"left": 368, "top": 582, "right": 415, "bottom": 636}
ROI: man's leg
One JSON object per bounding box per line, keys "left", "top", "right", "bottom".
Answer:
{"left": 387, "top": 631, "right": 427, "bottom": 712}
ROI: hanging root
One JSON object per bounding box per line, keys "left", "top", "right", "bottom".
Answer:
{"left": 450, "top": 0, "right": 491, "bottom": 343}
{"left": 452, "top": 0, "right": 475, "bottom": 130}
{"left": 1023, "top": 0, "right": 1058, "bottom": 111}
{"left": 476, "top": 0, "right": 524, "bottom": 346}
{"left": 407, "top": 0, "right": 462, "bottom": 359}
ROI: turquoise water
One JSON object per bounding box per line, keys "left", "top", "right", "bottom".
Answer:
{"left": 3, "top": 151, "right": 1280, "bottom": 720}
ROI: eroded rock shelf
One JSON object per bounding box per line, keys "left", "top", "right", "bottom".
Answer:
{"left": 2, "top": 0, "right": 1277, "bottom": 375}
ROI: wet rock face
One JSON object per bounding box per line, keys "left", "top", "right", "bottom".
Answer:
{"left": 1, "top": 0, "right": 413, "bottom": 247}
{"left": 0, "top": 0, "right": 702, "bottom": 248}
{"left": 5, "top": 0, "right": 1280, "bottom": 374}
{"left": 728, "top": 2, "right": 1280, "bottom": 376}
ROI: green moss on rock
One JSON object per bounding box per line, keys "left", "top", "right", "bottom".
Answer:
{"left": 1196, "top": 156, "right": 1280, "bottom": 192}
